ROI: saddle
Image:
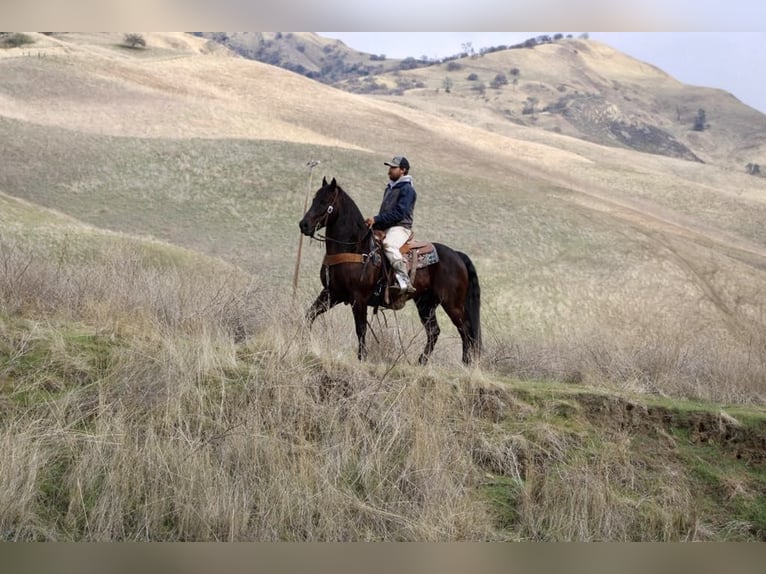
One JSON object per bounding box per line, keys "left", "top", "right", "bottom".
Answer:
{"left": 372, "top": 230, "right": 439, "bottom": 274}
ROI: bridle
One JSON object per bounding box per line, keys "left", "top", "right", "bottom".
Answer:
{"left": 306, "top": 187, "right": 338, "bottom": 240}
{"left": 307, "top": 188, "right": 371, "bottom": 247}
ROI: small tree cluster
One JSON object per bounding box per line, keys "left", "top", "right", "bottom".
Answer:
{"left": 123, "top": 33, "right": 146, "bottom": 49}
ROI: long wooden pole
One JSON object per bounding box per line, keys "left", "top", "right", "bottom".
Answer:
{"left": 292, "top": 160, "right": 320, "bottom": 299}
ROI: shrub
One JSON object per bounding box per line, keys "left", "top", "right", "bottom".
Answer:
{"left": 523, "top": 96, "right": 539, "bottom": 115}
{"left": 398, "top": 57, "right": 421, "bottom": 70}
{"left": 490, "top": 73, "right": 508, "bottom": 89}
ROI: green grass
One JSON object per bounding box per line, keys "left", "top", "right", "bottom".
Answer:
{"left": 481, "top": 475, "right": 523, "bottom": 531}
{"left": 672, "top": 427, "right": 766, "bottom": 539}
{"left": 0, "top": 316, "right": 118, "bottom": 407}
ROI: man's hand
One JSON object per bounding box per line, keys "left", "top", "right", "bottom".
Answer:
{"left": 365, "top": 217, "right": 375, "bottom": 227}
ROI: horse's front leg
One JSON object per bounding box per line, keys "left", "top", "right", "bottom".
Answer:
{"left": 306, "top": 288, "right": 333, "bottom": 327}
{"left": 351, "top": 299, "right": 368, "bottom": 360}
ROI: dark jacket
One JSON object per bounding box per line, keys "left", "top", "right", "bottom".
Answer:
{"left": 372, "top": 175, "right": 416, "bottom": 230}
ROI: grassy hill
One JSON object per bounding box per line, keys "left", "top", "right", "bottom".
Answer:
{"left": 1, "top": 32, "right": 766, "bottom": 540}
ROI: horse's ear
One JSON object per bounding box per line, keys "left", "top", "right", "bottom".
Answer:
{"left": 322, "top": 176, "right": 328, "bottom": 186}
{"left": 330, "top": 177, "right": 337, "bottom": 188}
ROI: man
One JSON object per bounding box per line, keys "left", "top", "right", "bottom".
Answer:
{"left": 365, "top": 155, "right": 417, "bottom": 294}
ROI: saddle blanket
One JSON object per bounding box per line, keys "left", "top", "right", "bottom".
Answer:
{"left": 401, "top": 240, "right": 439, "bottom": 270}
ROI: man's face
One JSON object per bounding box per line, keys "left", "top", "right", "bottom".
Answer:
{"left": 388, "top": 166, "right": 404, "bottom": 180}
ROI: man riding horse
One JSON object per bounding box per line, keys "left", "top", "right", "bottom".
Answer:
{"left": 364, "top": 155, "right": 417, "bottom": 294}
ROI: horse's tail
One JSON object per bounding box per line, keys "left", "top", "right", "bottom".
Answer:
{"left": 457, "top": 251, "right": 482, "bottom": 357}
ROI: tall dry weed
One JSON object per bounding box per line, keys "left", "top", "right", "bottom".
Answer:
{"left": 515, "top": 433, "right": 698, "bottom": 541}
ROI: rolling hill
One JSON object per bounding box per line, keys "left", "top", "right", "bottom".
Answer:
{"left": 1, "top": 32, "right": 766, "bottom": 541}
{"left": 3, "top": 33, "right": 766, "bottom": 360}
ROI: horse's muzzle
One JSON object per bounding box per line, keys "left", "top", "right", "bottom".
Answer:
{"left": 299, "top": 219, "right": 313, "bottom": 236}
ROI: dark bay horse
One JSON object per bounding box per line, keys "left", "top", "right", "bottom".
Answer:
{"left": 298, "top": 177, "right": 481, "bottom": 364}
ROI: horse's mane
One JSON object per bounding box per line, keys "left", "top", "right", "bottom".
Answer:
{"left": 330, "top": 181, "right": 365, "bottom": 227}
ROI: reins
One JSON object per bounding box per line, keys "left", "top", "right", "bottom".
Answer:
{"left": 312, "top": 226, "right": 372, "bottom": 247}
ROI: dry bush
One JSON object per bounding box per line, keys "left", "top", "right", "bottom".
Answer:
{"left": 0, "top": 236, "right": 261, "bottom": 340}
{"left": 1, "top": 235, "right": 762, "bottom": 540}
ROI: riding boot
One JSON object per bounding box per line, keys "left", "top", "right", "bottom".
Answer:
{"left": 392, "top": 260, "right": 416, "bottom": 294}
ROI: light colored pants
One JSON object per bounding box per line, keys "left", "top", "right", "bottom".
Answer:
{"left": 382, "top": 226, "right": 412, "bottom": 263}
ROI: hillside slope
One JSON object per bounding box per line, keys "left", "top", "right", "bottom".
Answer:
{"left": 361, "top": 38, "right": 766, "bottom": 170}
{"left": 2, "top": 32, "right": 766, "bottom": 541}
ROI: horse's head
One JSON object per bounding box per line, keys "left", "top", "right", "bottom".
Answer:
{"left": 299, "top": 176, "right": 340, "bottom": 237}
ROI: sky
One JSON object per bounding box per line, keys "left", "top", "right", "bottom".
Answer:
{"left": 319, "top": 32, "right": 766, "bottom": 115}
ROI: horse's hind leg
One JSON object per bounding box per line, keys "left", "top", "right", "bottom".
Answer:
{"left": 352, "top": 299, "right": 368, "bottom": 361}
{"left": 415, "top": 293, "right": 440, "bottom": 364}
{"left": 441, "top": 301, "right": 473, "bottom": 365}
{"left": 306, "top": 288, "right": 334, "bottom": 327}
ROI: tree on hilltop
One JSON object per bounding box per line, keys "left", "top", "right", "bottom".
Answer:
{"left": 693, "top": 108, "right": 707, "bottom": 131}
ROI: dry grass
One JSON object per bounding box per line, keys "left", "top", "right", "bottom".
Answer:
{"left": 2, "top": 234, "right": 766, "bottom": 541}
{"left": 0, "top": 235, "right": 496, "bottom": 540}
{"left": 515, "top": 433, "right": 698, "bottom": 541}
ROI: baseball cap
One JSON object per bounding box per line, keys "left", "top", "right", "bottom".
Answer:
{"left": 384, "top": 156, "right": 410, "bottom": 169}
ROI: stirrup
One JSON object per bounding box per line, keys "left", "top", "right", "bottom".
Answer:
{"left": 395, "top": 274, "right": 416, "bottom": 293}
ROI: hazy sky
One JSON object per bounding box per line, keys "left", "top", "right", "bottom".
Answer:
{"left": 319, "top": 32, "right": 766, "bottom": 115}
